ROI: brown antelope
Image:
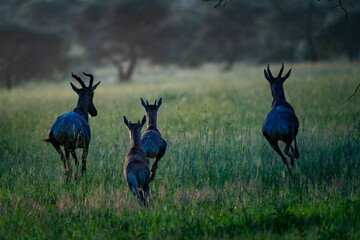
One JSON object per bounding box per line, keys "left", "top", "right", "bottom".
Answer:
{"left": 123, "top": 115, "right": 150, "bottom": 206}
{"left": 262, "top": 63, "right": 299, "bottom": 179}
{"left": 140, "top": 98, "right": 167, "bottom": 182}
{"left": 45, "top": 72, "right": 100, "bottom": 179}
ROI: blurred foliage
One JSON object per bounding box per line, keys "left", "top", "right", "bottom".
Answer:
{"left": 0, "top": 23, "right": 69, "bottom": 89}
{"left": 0, "top": 0, "right": 360, "bottom": 88}
{"left": 321, "top": 10, "right": 360, "bottom": 61}
{"left": 95, "top": 0, "right": 170, "bottom": 82}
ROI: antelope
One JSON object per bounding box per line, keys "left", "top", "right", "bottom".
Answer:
{"left": 140, "top": 98, "right": 167, "bottom": 182}
{"left": 123, "top": 116, "right": 150, "bottom": 206}
{"left": 262, "top": 63, "right": 299, "bottom": 179}
{"left": 44, "top": 72, "right": 100, "bottom": 178}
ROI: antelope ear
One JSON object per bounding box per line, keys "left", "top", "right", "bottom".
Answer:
{"left": 140, "top": 98, "right": 147, "bottom": 110}
{"left": 264, "top": 70, "right": 271, "bottom": 83}
{"left": 141, "top": 115, "right": 146, "bottom": 127}
{"left": 91, "top": 81, "right": 101, "bottom": 91}
{"left": 123, "top": 116, "right": 130, "bottom": 128}
{"left": 70, "top": 82, "right": 79, "bottom": 93}
{"left": 282, "top": 69, "right": 292, "bottom": 82}
{"left": 157, "top": 97, "right": 162, "bottom": 110}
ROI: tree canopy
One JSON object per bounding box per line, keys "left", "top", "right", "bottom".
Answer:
{"left": 0, "top": 0, "right": 359, "bottom": 88}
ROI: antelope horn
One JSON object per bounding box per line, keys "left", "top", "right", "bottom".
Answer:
{"left": 154, "top": 100, "right": 157, "bottom": 105}
{"left": 267, "top": 65, "right": 274, "bottom": 79}
{"left": 71, "top": 72, "right": 86, "bottom": 88}
{"left": 83, "top": 72, "right": 94, "bottom": 87}
{"left": 278, "top": 63, "right": 284, "bottom": 78}
{"left": 146, "top": 100, "right": 149, "bottom": 105}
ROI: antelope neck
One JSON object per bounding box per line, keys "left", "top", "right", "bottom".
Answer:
{"left": 130, "top": 131, "right": 142, "bottom": 147}
{"left": 74, "top": 96, "right": 89, "bottom": 122}
{"left": 274, "top": 93, "right": 286, "bottom": 101}
{"left": 272, "top": 97, "right": 288, "bottom": 108}
{"left": 272, "top": 86, "right": 286, "bottom": 104}
{"left": 147, "top": 112, "right": 157, "bottom": 129}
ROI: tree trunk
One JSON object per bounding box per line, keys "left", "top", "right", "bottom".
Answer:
{"left": 5, "top": 76, "right": 12, "bottom": 90}
{"left": 306, "top": 35, "right": 318, "bottom": 62}
{"left": 222, "top": 58, "right": 235, "bottom": 72}
{"left": 346, "top": 50, "right": 357, "bottom": 62}
{"left": 4, "top": 69, "right": 13, "bottom": 90}
{"left": 117, "top": 66, "right": 127, "bottom": 82}
{"left": 118, "top": 46, "right": 137, "bottom": 82}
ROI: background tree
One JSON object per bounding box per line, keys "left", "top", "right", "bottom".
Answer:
{"left": 72, "top": 1, "right": 108, "bottom": 69}
{"left": 1, "top": 0, "right": 360, "bottom": 88}
{"left": 198, "top": 1, "right": 264, "bottom": 69}
{"left": 262, "top": 0, "right": 328, "bottom": 62}
{"left": 150, "top": 1, "right": 205, "bottom": 67}
{"left": 0, "top": 23, "right": 69, "bottom": 89}
{"left": 76, "top": 0, "right": 170, "bottom": 82}
{"left": 321, "top": 11, "right": 360, "bottom": 61}
{"left": 15, "top": 0, "right": 74, "bottom": 31}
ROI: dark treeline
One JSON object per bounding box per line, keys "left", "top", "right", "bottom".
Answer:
{"left": 0, "top": 0, "right": 359, "bottom": 89}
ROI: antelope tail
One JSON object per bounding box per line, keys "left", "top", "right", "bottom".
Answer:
{"left": 43, "top": 138, "right": 53, "bottom": 144}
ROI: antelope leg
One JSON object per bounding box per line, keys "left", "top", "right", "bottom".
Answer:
{"left": 150, "top": 150, "right": 165, "bottom": 182}
{"left": 71, "top": 151, "right": 79, "bottom": 179}
{"left": 65, "top": 150, "right": 72, "bottom": 171}
{"left": 52, "top": 143, "right": 66, "bottom": 170}
{"left": 130, "top": 184, "right": 143, "bottom": 206}
{"left": 81, "top": 146, "right": 89, "bottom": 175}
{"left": 64, "top": 149, "right": 73, "bottom": 181}
{"left": 139, "top": 188, "right": 144, "bottom": 202}
{"left": 267, "top": 139, "right": 294, "bottom": 179}
{"left": 292, "top": 138, "right": 299, "bottom": 159}
{"left": 284, "top": 142, "right": 295, "bottom": 167}
{"left": 143, "top": 184, "right": 150, "bottom": 207}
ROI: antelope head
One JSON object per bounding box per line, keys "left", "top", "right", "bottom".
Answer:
{"left": 140, "top": 97, "right": 162, "bottom": 127}
{"left": 123, "top": 115, "right": 147, "bottom": 146}
{"left": 264, "top": 63, "right": 291, "bottom": 103}
{"left": 71, "top": 72, "right": 101, "bottom": 117}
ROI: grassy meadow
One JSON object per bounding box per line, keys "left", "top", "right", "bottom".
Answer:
{"left": 0, "top": 62, "right": 360, "bottom": 239}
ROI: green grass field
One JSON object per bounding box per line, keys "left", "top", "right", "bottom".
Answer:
{"left": 0, "top": 62, "right": 359, "bottom": 239}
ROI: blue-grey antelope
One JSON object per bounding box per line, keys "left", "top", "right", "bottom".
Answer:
{"left": 262, "top": 64, "right": 299, "bottom": 178}
{"left": 123, "top": 116, "right": 150, "bottom": 206}
{"left": 140, "top": 98, "right": 167, "bottom": 182}
{"left": 45, "top": 72, "right": 100, "bottom": 178}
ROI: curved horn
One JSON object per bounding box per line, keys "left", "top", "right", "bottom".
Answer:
{"left": 146, "top": 100, "right": 149, "bottom": 105}
{"left": 141, "top": 98, "right": 147, "bottom": 109}
{"left": 91, "top": 81, "right": 101, "bottom": 91}
{"left": 278, "top": 63, "right": 284, "bottom": 78}
{"left": 83, "top": 72, "right": 94, "bottom": 87}
{"left": 123, "top": 116, "right": 130, "bottom": 127}
{"left": 267, "top": 65, "right": 274, "bottom": 79}
{"left": 154, "top": 100, "right": 157, "bottom": 105}
{"left": 71, "top": 72, "right": 86, "bottom": 88}
{"left": 283, "top": 68, "right": 292, "bottom": 80}
{"left": 141, "top": 115, "right": 146, "bottom": 127}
